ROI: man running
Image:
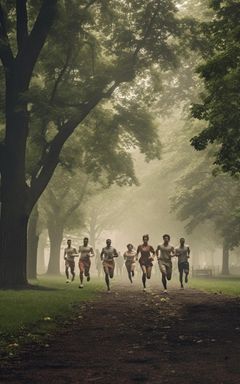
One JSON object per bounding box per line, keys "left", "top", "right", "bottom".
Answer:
{"left": 137, "top": 235, "right": 155, "bottom": 292}
{"left": 175, "top": 237, "right": 190, "bottom": 289}
{"left": 78, "top": 237, "right": 94, "bottom": 288}
{"left": 100, "top": 239, "right": 118, "bottom": 292}
{"left": 64, "top": 239, "right": 78, "bottom": 283}
{"left": 123, "top": 244, "right": 137, "bottom": 284}
{"left": 156, "top": 234, "right": 175, "bottom": 293}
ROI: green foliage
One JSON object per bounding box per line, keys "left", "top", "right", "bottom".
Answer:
{"left": 190, "top": 0, "right": 240, "bottom": 175}
{"left": 171, "top": 151, "right": 240, "bottom": 249}
{"left": 190, "top": 277, "right": 240, "bottom": 296}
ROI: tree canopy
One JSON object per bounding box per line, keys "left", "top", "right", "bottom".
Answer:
{"left": 190, "top": 0, "right": 240, "bottom": 175}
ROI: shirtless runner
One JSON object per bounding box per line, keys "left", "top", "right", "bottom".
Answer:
{"left": 64, "top": 239, "right": 78, "bottom": 283}
{"left": 78, "top": 237, "right": 94, "bottom": 288}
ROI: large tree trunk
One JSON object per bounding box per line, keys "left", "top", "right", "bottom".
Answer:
{"left": 27, "top": 204, "right": 39, "bottom": 280}
{"left": 222, "top": 240, "right": 230, "bottom": 275}
{"left": 47, "top": 221, "right": 64, "bottom": 275}
{"left": 0, "top": 78, "right": 30, "bottom": 288}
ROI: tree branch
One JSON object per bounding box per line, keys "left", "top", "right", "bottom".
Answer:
{"left": 16, "top": 0, "right": 28, "bottom": 52}
{"left": 49, "top": 46, "right": 72, "bottom": 105}
{"left": 133, "top": 1, "right": 161, "bottom": 61}
{"left": 0, "top": 3, "right": 14, "bottom": 69}
{"left": 29, "top": 81, "right": 119, "bottom": 209}
{"left": 15, "top": 0, "right": 58, "bottom": 91}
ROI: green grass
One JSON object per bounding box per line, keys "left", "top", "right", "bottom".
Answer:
{"left": 0, "top": 276, "right": 104, "bottom": 338}
{"left": 189, "top": 276, "right": 240, "bottom": 296}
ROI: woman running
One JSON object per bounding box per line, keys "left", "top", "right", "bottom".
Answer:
{"left": 137, "top": 235, "right": 155, "bottom": 292}
{"left": 123, "top": 243, "right": 137, "bottom": 283}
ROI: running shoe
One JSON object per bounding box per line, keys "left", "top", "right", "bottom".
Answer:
{"left": 66, "top": 279, "right": 70, "bottom": 283}
{"left": 185, "top": 275, "right": 188, "bottom": 283}
{"left": 79, "top": 284, "right": 84, "bottom": 288}
{"left": 163, "top": 289, "right": 168, "bottom": 293}
{"left": 87, "top": 275, "right": 90, "bottom": 282}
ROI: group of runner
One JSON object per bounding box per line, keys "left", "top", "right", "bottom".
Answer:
{"left": 63, "top": 234, "right": 190, "bottom": 293}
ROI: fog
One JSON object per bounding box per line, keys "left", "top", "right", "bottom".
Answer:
{"left": 37, "top": 112, "right": 240, "bottom": 278}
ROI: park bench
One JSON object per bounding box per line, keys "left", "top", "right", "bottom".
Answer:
{"left": 192, "top": 269, "right": 213, "bottom": 278}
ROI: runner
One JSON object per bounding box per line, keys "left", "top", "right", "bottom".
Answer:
{"left": 137, "top": 235, "right": 155, "bottom": 292}
{"left": 156, "top": 234, "right": 175, "bottom": 293}
{"left": 123, "top": 244, "right": 137, "bottom": 284}
{"left": 175, "top": 237, "right": 190, "bottom": 289}
{"left": 78, "top": 237, "right": 94, "bottom": 288}
{"left": 64, "top": 239, "right": 78, "bottom": 283}
{"left": 100, "top": 239, "right": 118, "bottom": 292}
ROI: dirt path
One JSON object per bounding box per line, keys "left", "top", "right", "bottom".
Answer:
{"left": 1, "top": 283, "right": 240, "bottom": 384}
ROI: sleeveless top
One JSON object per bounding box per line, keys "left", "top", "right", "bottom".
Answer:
{"left": 175, "top": 245, "right": 190, "bottom": 263}
{"left": 137, "top": 244, "right": 154, "bottom": 261}
{"left": 157, "top": 244, "right": 174, "bottom": 264}
{"left": 78, "top": 245, "right": 94, "bottom": 259}
{"left": 101, "top": 246, "right": 118, "bottom": 261}
{"left": 64, "top": 247, "right": 77, "bottom": 262}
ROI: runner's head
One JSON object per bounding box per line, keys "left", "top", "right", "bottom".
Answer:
{"left": 67, "top": 239, "right": 71, "bottom": 247}
{"left": 180, "top": 237, "right": 185, "bottom": 246}
{"left": 83, "top": 237, "right": 89, "bottom": 246}
{"left": 142, "top": 234, "right": 149, "bottom": 245}
{"left": 163, "top": 234, "right": 170, "bottom": 245}
{"left": 127, "top": 243, "right": 133, "bottom": 251}
{"left": 106, "top": 239, "right": 111, "bottom": 247}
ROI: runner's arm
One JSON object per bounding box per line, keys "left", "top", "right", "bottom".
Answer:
{"left": 171, "top": 246, "right": 176, "bottom": 257}
{"left": 90, "top": 247, "right": 95, "bottom": 257}
{"left": 187, "top": 246, "right": 190, "bottom": 258}
{"left": 113, "top": 248, "right": 119, "bottom": 257}
{"left": 64, "top": 249, "right": 67, "bottom": 260}
{"left": 100, "top": 248, "right": 104, "bottom": 261}
{"left": 149, "top": 246, "right": 155, "bottom": 260}
{"left": 73, "top": 248, "right": 79, "bottom": 257}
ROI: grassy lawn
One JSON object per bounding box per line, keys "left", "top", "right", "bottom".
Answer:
{"left": 189, "top": 276, "right": 240, "bottom": 296}
{"left": 0, "top": 276, "right": 104, "bottom": 353}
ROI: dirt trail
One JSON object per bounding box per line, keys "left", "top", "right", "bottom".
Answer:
{"left": 1, "top": 283, "right": 240, "bottom": 384}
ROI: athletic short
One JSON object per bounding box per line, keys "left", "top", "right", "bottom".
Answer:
{"left": 139, "top": 257, "right": 153, "bottom": 267}
{"left": 79, "top": 258, "right": 91, "bottom": 272}
{"left": 65, "top": 260, "right": 75, "bottom": 269}
{"left": 102, "top": 259, "right": 115, "bottom": 270}
{"left": 178, "top": 261, "right": 189, "bottom": 273}
{"left": 125, "top": 260, "right": 135, "bottom": 269}
{"left": 158, "top": 260, "right": 172, "bottom": 280}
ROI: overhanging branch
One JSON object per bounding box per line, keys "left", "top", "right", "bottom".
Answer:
{"left": 15, "top": 0, "right": 58, "bottom": 90}
{"left": 16, "top": 0, "right": 28, "bottom": 52}
{"left": 0, "top": 4, "right": 14, "bottom": 69}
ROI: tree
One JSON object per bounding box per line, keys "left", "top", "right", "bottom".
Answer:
{"left": 0, "top": 0, "right": 183, "bottom": 287}
{"left": 190, "top": 0, "right": 240, "bottom": 175}
{"left": 171, "top": 153, "right": 240, "bottom": 275}
{"left": 41, "top": 168, "right": 88, "bottom": 276}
